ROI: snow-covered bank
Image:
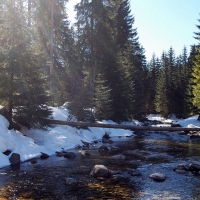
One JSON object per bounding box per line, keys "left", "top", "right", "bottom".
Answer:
{"left": 0, "top": 107, "right": 134, "bottom": 169}
{"left": 1, "top": 109, "right": 200, "bottom": 169}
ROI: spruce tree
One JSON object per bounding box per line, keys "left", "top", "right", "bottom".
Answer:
{"left": 0, "top": 0, "right": 52, "bottom": 130}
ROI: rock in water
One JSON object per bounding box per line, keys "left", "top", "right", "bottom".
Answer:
{"left": 90, "top": 165, "right": 111, "bottom": 178}
{"left": 189, "top": 162, "right": 200, "bottom": 173}
{"left": 149, "top": 173, "right": 166, "bottom": 182}
{"left": 9, "top": 153, "right": 20, "bottom": 165}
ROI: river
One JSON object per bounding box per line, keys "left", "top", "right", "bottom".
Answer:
{"left": 0, "top": 129, "right": 200, "bottom": 199}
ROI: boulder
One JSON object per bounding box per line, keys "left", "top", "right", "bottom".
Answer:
{"left": 90, "top": 165, "right": 111, "bottom": 178}
{"left": 149, "top": 173, "right": 166, "bottom": 182}
{"left": 9, "top": 153, "right": 20, "bottom": 165}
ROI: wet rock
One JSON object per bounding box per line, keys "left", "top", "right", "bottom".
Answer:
{"left": 75, "top": 144, "right": 82, "bottom": 149}
{"left": 81, "top": 140, "right": 90, "bottom": 147}
{"left": 9, "top": 153, "right": 20, "bottom": 165}
{"left": 174, "top": 169, "right": 187, "bottom": 174}
{"left": 102, "top": 137, "right": 113, "bottom": 144}
{"left": 98, "top": 145, "right": 110, "bottom": 153}
{"left": 149, "top": 173, "right": 166, "bottom": 182}
{"left": 189, "top": 162, "right": 200, "bottom": 173}
{"left": 56, "top": 151, "right": 63, "bottom": 157}
{"left": 80, "top": 150, "right": 90, "bottom": 157}
{"left": 171, "top": 124, "right": 181, "bottom": 127}
{"left": 82, "top": 146, "right": 89, "bottom": 150}
{"left": 173, "top": 163, "right": 190, "bottom": 171}
{"left": 30, "top": 158, "right": 37, "bottom": 164}
{"left": 110, "top": 170, "right": 122, "bottom": 175}
{"left": 127, "top": 168, "right": 141, "bottom": 176}
{"left": 190, "top": 134, "right": 200, "bottom": 139}
{"left": 3, "top": 149, "right": 12, "bottom": 156}
{"left": 63, "top": 152, "right": 76, "bottom": 159}
{"left": 103, "top": 133, "right": 110, "bottom": 139}
{"left": 90, "top": 165, "right": 111, "bottom": 178}
{"left": 65, "top": 177, "right": 78, "bottom": 191}
{"left": 40, "top": 152, "right": 49, "bottom": 159}
{"left": 110, "top": 146, "right": 120, "bottom": 153}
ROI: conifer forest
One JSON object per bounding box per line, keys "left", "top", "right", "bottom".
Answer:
{"left": 0, "top": 0, "right": 200, "bottom": 129}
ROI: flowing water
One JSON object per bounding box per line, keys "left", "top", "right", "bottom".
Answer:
{"left": 1, "top": 130, "right": 200, "bottom": 199}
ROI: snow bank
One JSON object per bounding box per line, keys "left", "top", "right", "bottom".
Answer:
{"left": 0, "top": 107, "right": 133, "bottom": 169}
{"left": 1, "top": 107, "right": 200, "bottom": 169}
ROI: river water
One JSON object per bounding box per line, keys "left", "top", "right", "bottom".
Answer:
{"left": 0, "top": 130, "right": 200, "bottom": 200}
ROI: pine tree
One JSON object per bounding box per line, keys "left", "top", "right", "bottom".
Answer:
{"left": 94, "top": 73, "right": 113, "bottom": 120}
{"left": 0, "top": 0, "right": 52, "bottom": 130}
{"left": 190, "top": 16, "right": 200, "bottom": 114}
{"left": 184, "top": 45, "right": 199, "bottom": 116}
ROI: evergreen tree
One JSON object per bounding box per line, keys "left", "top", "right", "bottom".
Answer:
{"left": 0, "top": 0, "right": 52, "bottom": 130}
{"left": 154, "top": 52, "right": 169, "bottom": 117}
{"left": 184, "top": 45, "right": 199, "bottom": 116}
{"left": 190, "top": 16, "right": 200, "bottom": 114}
{"left": 94, "top": 73, "right": 113, "bottom": 120}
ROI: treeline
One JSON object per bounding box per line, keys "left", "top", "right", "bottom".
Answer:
{"left": 0, "top": 0, "right": 199, "bottom": 130}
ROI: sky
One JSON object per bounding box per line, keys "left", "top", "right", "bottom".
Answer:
{"left": 67, "top": 0, "right": 200, "bottom": 61}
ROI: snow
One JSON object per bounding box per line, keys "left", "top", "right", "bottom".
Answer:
{"left": 0, "top": 109, "right": 200, "bottom": 169}
{"left": 0, "top": 106, "right": 134, "bottom": 168}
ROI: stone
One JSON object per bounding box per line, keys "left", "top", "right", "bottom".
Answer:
{"left": 56, "top": 151, "right": 63, "bottom": 157}
{"left": 30, "top": 158, "right": 37, "bottom": 164}
{"left": 98, "top": 145, "right": 110, "bottom": 153}
{"left": 80, "top": 150, "right": 90, "bottom": 157}
{"left": 174, "top": 169, "right": 187, "bottom": 174}
{"left": 40, "top": 152, "right": 49, "bottom": 159}
{"left": 81, "top": 140, "right": 90, "bottom": 147}
{"left": 110, "top": 146, "right": 120, "bottom": 153}
{"left": 90, "top": 165, "right": 111, "bottom": 178}
{"left": 3, "top": 150, "right": 12, "bottom": 156}
{"left": 102, "top": 137, "right": 113, "bottom": 144}
{"left": 9, "top": 153, "right": 20, "bottom": 165}
{"left": 63, "top": 152, "right": 76, "bottom": 159}
{"left": 189, "top": 162, "right": 200, "bottom": 173}
{"left": 127, "top": 168, "right": 141, "bottom": 176}
{"left": 149, "top": 173, "right": 166, "bottom": 182}
{"left": 173, "top": 163, "right": 190, "bottom": 171}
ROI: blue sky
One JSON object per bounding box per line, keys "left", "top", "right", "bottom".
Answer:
{"left": 67, "top": 0, "right": 200, "bottom": 61}
{"left": 130, "top": 0, "right": 200, "bottom": 60}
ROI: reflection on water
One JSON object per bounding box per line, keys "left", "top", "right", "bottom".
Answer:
{"left": 0, "top": 131, "right": 200, "bottom": 199}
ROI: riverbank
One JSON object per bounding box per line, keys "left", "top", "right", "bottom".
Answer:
{"left": 1, "top": 130, "right": 200, "bottom": 199}
{"left": 0, "top": 106, "right": 200, "bottom": 169}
